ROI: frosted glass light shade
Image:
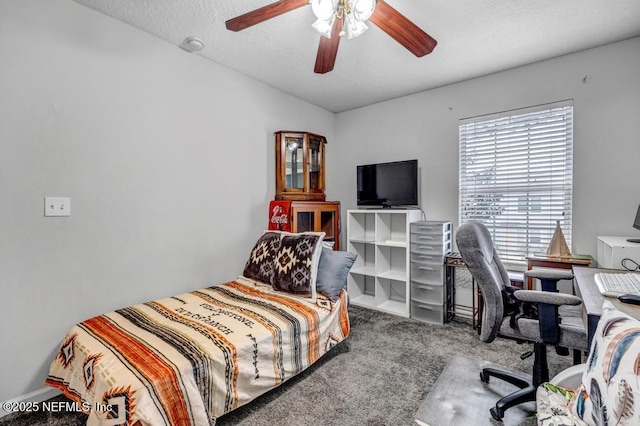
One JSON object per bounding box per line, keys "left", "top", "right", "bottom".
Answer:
{"left": 346, "top": 15, "right": 368, "bottom": 39}
{"left": 311, "top": 0, "right": 336, "bottom": 20}
{"left": 352, "top": 0, "right": 376, "bottom": 21}
{"left": 312, "top": 16, "right": 336, "bottom": 38}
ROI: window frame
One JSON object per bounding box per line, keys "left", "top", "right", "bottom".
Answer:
{"left": 458, "top": 100, "right": 574, "bottom": 264}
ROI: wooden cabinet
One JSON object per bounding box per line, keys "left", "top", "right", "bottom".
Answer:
{"left": 275, "top": 131, "right": 326, "bottom": 201}
{"left": 290, "top": 201, "right": 340, "bottom": 250}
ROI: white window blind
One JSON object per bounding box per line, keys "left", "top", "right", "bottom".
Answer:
{"left": 459, "top": 100, "right": 573, "bottom": 263}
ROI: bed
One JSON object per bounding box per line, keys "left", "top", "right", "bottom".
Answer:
{"left": 45, "top": 231, "right": 355, "bottom": 425}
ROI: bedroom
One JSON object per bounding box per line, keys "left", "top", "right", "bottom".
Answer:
{"left": 1, "top": 0, "right": 639, "bottom": 424}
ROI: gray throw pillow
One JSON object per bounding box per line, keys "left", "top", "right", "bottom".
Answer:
{"left": 316, "top": 248, "right": 357, "bottom": 301}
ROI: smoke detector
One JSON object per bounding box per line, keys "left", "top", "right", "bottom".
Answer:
{"left": 180, "top": 37, "right": 205, "bottom": 53}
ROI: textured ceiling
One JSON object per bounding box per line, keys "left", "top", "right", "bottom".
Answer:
{"left": 73, "top": 0, "right": 640, "bottom": 113}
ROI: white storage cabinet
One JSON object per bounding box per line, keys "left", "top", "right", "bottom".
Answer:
{"left": 409, "top": 221, "right": 452, "bottom": 324}
{"left": 346, "top": 209, "right": 422, "bottom": 317}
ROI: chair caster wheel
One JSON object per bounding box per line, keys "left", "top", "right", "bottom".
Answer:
{"left": 490, "top": 406, "right": 504, "bottom": 421}
{"left": 480, "top": 371, "right": 490, "bottom": 383}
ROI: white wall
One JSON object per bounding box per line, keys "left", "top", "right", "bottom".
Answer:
{"left": 2, "top": 0, "right": 638, "bottom": 407}
{"left": 0, "top": 0, "right": 335, "bottom": 402}
{"left": 330, "top": 37, "right": 640, "bottom": 258}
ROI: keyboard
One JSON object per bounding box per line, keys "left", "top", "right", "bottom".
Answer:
{"left": 594, "top": 272, "right": 640, "bottom": 297}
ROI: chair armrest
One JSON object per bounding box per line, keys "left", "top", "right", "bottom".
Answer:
{"left": 513, "top": 290, "right": 582, "bottom": 306}
{"left": 514, "top": 290, "right": 582, "bottom": 344}
{"left": 524, "top": 269, "right": 574, "bottom": 281}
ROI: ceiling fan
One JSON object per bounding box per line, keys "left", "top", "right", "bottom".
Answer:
{"left": 225, "top": 0, "right": 437, "bottom": 74}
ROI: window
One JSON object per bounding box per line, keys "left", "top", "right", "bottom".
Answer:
{"left": 459, "top": 100, "right": 573, "bottom": 263}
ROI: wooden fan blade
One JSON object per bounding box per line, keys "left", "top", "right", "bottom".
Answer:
{"left": 314, "top": 18, "right": 343, "bottom": 74}
{"left": 225, "top": 0, "right": 309, "bottom": 32}
{"left": 369, "top": 0, "right": 437, "bottom": 57}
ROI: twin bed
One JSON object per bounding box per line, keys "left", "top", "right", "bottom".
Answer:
{"left": 45, "top": 231, "right": 353, "bottom": 425}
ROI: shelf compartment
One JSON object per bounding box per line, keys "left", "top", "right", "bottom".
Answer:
{"left": 377, "top": 299, "right": 410, "bottom": 317}
{"left": 347, "top": 274, "right": 376, "bottom": 309}
{"left": 350, "top": 294, "right": 376, "bottom": 309}
{"left": 377, "top": 277, "right": 407, "bottom": 313}
{"left": 348, "top": 212, "right": 375, "bottom": 242}
{"left": 350, "top": 265, "right": 376, "bottom": 276}
{"left": 376, "top": 245, "right": 407, "bottom": 278}
{"left": 348, "top": 241, "right": 375, "bottom": 274}
{"left": 376, "top": 212, "right": 409, "bottom": 245}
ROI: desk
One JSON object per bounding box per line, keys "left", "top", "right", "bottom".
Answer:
{"left": 526, "top": 254, "right": 593, "bottom": 290}
{"left": 573, "top": 266, "right": 640, "bottom": 348}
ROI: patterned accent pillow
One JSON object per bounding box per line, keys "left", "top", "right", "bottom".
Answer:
{"left": 273, "top": 232, "right": 324, "bottom": 301}
{"left": 568, "top": 300, "right": 640, "bottom": 425}
{"left": 537, "top": 382, "right": 586, "bottom": 426}
{"left": 242, "top": 231, "right": 282, "bottom": 285}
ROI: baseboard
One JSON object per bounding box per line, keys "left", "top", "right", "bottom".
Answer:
{"left": 0, "top": 387, "right": 61, "bottom": 418}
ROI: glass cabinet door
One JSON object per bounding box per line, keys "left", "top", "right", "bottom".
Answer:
{"left": 290, "top": 202, "right": 340, "bottom": 250}
{"left": 294, "top": 210, "right": 336, "bottom": 239}
{"left": 295, "top": 211, "right": 315, "bottom": 233}
{"left": 320, "top": 210, "right": 337, "bottom": 245}
{"left": 308, "top": 137, "right": 322, "bottom": 191}
{"left": 285, "top": 136, "right": 304, "bottom": 189}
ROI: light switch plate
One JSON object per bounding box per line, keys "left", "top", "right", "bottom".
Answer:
{"left": 44, "top": 197, "right": 71, "bottom": 217}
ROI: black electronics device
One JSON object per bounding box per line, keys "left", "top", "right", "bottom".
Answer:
{"left": 357, "top": 159, "right": 418, "bottom": 208}
{"left": 628, "top": 204, "right": 640, "bottom": 243}
{"left": 617, "top": 293, "right": 640, "bottom": 305}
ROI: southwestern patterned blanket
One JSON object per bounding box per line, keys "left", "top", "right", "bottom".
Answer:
{"left": 45, "top": 278, "right": 350, "bottom": 425}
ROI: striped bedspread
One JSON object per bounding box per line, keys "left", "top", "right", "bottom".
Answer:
{"left": 45, "top": 278, "right": 350, "bottom": 425}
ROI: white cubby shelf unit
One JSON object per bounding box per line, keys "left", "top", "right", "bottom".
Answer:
{"left": 346, "top": 209, "right": 422, "bottom": 317}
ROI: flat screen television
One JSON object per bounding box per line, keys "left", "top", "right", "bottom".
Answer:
{"left": 357, "top": 159, "right": 418, "bottom": 207}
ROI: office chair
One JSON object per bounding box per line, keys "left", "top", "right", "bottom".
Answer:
{"left": 455, "top": 222, "right": 588, "bottom": 420}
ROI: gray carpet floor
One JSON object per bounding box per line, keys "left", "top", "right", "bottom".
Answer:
{"left": 0, "top": 305, "right": 574, "bottom": 425}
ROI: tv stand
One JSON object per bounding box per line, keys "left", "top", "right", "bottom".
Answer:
{"left": 346, "top": 209, "right": 421, "bottom": 317}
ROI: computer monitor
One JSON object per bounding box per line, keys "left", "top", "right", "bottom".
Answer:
{"left": 628, "top": 204, "right": 640, "bottom": 243}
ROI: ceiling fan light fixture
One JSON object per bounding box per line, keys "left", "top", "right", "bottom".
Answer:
{"left": 311, "top": 0, "right": 375, "bottom": 39}
{"left": 346, "top": 15, "right": 368, "bottom": 39}
{"left": 311, "top": 0, "right": 337, "bottom": 21}
{"left": 312, "top": 16, "right": 336, "bottom": 38}
{"left": 352, "top": 0, "right": 376, "bottom": 21}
